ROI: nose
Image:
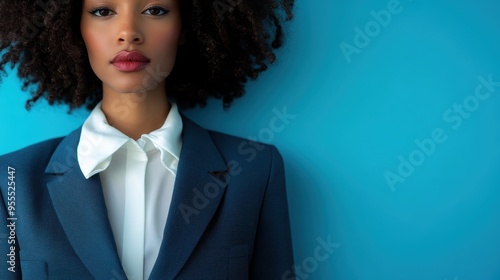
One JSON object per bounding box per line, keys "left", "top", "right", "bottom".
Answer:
{"left": 119, "top": 32, "right": 142, "bottom": 44}
{"left": 116, "top": 12, "right": 144, "bottom": 44}
{"left": 118, "top": 30, "right": 143, "bottom": 44}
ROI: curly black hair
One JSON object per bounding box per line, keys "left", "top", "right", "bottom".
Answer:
{"left": 0, "top": 0, "right": 294, "bottom": 110}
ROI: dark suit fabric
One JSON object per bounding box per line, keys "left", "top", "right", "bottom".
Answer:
{"left": 0, "top": 115, "right": 294, "bottom": 279}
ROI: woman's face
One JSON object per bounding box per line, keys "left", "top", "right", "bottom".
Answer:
{"left": 80, "top": 0, "right": 182, "bottom": 94}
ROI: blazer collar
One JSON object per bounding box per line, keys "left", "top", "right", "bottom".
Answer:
{"left": 44, "top": 127, "right": 128, "bottom": 279}
{"left": 149, "top": 114, "right": 230, "bottom": 279}
{"left": 45, "top": 113, "right": 229, "bottom": 279}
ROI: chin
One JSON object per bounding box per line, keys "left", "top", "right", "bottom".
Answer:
{"left": 111, "top": 80, "right": 162, "bottom": 94}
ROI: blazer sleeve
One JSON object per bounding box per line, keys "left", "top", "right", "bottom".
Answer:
{"left": 250, "top": 146, "right": 295, "bottom": 279}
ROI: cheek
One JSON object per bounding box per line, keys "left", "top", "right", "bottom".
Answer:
{"left": 153, "top": 24, "right": 182, "bottom": 50}
{"left": 81, "top": 32, "right": 94, "bottom": 54}
{"left": 82, "top": 32, "right": 105, "bottom": 62}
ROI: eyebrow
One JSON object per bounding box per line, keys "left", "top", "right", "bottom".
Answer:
{"left": 82, "top": 0, "right": 174, "bottom": 11}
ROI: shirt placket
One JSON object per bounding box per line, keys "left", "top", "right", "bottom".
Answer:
{"left": 121, "top": 141, "right": 148, "bottom": 280}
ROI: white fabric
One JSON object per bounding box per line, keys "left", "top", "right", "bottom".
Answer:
{"left": 77, "top": 101, "right": 183, "bottom": 280}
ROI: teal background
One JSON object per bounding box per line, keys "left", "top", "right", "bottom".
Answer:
{"left": 1, "top": 0, "right": 500, "bottom": 279}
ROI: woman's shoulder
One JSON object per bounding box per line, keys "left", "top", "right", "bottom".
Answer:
{"left": 181, "top": 114, "right": 283, "bottom": 167}
{"left": 206, "top": 129, "right": 283, "bottom": 167}
{"left": 0, "top": 136, "right": 67, "bottom": 172}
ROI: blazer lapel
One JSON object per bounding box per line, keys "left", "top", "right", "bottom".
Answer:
{"left": 149, "top": 115, "right": 230, "bottom": 280}
{"left": 45, "top": 128, "right": 127, "bottom": 279}
{"left": 44, "top": 114, "right": 230, "bottom": 279}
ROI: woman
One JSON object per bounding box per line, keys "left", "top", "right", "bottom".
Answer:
{"left": 0, "top": 0, "right": 295, "bottom": 279}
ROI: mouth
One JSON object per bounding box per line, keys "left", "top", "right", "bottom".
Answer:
{"left": 111, "top": 51, "right": 151, "bottom": 72}
{"left": 112, "top": 61, "right": 150, "bottom": 72}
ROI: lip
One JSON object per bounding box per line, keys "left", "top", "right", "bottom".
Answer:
{"left": 111, "top": 51, "right": 151, "bottom": 72}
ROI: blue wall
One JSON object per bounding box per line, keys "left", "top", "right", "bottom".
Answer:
{"left": 1, "top": 0, "right": 500, "bottom": 279}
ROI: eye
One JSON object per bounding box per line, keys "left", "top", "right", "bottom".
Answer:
{"left": 89, "top": 7, "right": 115, "bottom": 17}
{"left": 143, "top": 6, "right": 169, "bottom": 16}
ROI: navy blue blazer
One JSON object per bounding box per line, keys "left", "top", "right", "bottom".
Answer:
{"left": 0, "top": 115, "right": 294, "bottom": 279}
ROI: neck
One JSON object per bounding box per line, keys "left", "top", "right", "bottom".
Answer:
{"left": 100, "top": 84, "right": 170, "bottom": 140}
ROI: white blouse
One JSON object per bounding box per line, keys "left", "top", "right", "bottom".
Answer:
{"left": 77, "top": 101, "right": 183, "bottom": 280}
